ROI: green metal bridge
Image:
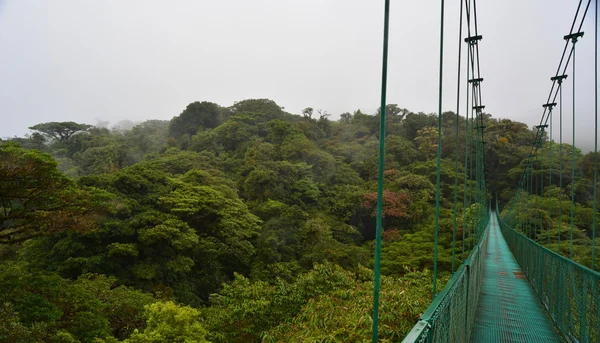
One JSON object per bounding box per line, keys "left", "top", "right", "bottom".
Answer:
{"left": 401, "top": 208, "right": 600, "bottom": 342}
{"left": 369, "top": 0, "right": 600, "bottom": 342}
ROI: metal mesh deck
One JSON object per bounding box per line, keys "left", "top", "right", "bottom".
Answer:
{"left": 470, "top": 214, "right": 562, "bottom": 342}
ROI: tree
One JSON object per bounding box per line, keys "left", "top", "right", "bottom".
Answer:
{"left": 414, "top": 126, "right": 439, "bottom": 160}
{"left": 262, "top": 265, "right": 440, "bottom": 342}
{"left": 401, "top": 112, "right": 436, "bottom": 141}
{"left": 212, "top": 114, "right": 259, "bottom": 151}
{"left": 29, "top": 162, "right": 261, "bottom": 304}
{"left": 29, "top": 122, "right": 93, "bottom": 144}
{"left": 125, "top": 302, "right": 209, "bottom": 343}
{"left": 0, "top": 263, "right": 156, "bottom": 342}
{"left": 377, "top": 104, "right": 409, "bottom": 120}
{"left": 362, "top": 190, "right": 411, "bottom": 219}
{"left": 302, "top": 107, "right": 313, "bottom": 120}
{"left": 386, "top": 135, "right": 417, "bottom": 167}
{"left": 75, "top": 143, "right": 125, "bottom": 175}
{"left": 228, "top": 99, "right": 285, "bottom": 121}
{"left": 0, "top": 143, "right": 108, "bottom": 244}
{"left": 340, "top": 112, "right": 352, "bottom": 123}
{"left": 168, "top": 102, "right": 222, "bottom": 139}
{"left": 124, "top": 120, "right": 169, "bottom": 156}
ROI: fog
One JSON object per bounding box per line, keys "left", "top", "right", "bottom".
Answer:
{"left": 0, "top": 0, "right": 597, "bottom": 150}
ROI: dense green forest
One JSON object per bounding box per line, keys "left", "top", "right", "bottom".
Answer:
{"left": 1, "top": 99, "right": 598, "bottom": 342}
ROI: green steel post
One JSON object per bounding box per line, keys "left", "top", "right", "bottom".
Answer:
{"left": 463, "top": 263, "right": 470, "bottom": 338}
{"left": 433, "top": 0, "right": 446, "bottom": 297}
{"left": 371, "top": 0, "right": 390, "bottom": 340}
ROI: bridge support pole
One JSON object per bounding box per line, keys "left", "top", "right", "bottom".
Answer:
{"left": 464, "top": 263, "right": 471, "bottom": 343}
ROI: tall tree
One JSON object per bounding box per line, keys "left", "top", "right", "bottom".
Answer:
{"left": 0, "top": 143, "right": 106, "bottom": 244}
{"left": 169, "top": 102, "right": 222, "bottom": 139}
{"left": 29, "top": 122, "right": 92, "bottom": 143}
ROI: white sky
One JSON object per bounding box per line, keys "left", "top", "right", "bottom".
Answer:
{"left": 0, "top": 0, "right": 597, "bottom": 149}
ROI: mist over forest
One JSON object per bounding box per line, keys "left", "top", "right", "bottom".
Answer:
{"left": 1, "top": 98, "right": 598, "bottom": 342}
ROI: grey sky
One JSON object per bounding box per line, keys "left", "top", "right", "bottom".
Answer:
{"left": 0, "top": 1, "right": 597, "bottom": 150}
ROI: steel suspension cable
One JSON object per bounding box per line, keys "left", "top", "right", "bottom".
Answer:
{"left": 548, "top": 108, "right": 553, "bottom": 247}
{"left": 559, "top": 77, "right": 564, "bottom": 253}
{"left": 371, "top": 0, "right": 390, "bottom": 340}
{"left": 513, "top": 1, "right": 588, "bottom": 202}
{"left": 471, "top": 110, "right": 476, "bottom": 243}
{"left": 529, "top": 161, "right": 533, "bottom": 237}
{"left": 465, "top": 0, "right": 474, "bottom": 253}
{"left": 432, "top": 0, "right": 446, "bottom": 297}
{"left": 452, "top": 0, "right": 465, "bottom": 274}
{"left": 474, "top": 112, "right": 480, "bottom": 237}
{"left": 536, "top": 149, "right": 541, "bottom": 241}
{"left": 567, "top": 33, "right": 582, "bottom": 259}
{"left": 592, "top": 0, "right": 598, "bottom": 270}
{"left": 470, "top": 109, "right": 475, "bottom": 249}
{"left": 539, "top": 129, "right": 545, "bottom": 243}
{"left": 462, "top": 39, "right": 471, "bottom": 260}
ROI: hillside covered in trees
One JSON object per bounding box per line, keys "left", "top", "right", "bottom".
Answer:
{"left": 1, "top": 98, "right": 598, "bottom": 342}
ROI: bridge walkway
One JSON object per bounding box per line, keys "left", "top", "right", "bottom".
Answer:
{"left": 470, "top": 214, "right": 562, "bottom": 342}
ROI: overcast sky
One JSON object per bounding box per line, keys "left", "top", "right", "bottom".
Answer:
{"left": 0, "top": 0, "right": 597, "bottom": 149}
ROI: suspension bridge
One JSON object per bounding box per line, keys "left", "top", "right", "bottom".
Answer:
{"left": 370, "top": 0, "right": 600, "bottom": 342}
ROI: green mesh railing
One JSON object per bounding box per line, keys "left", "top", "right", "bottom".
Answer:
{"left": 402, "top": 210, "right": 490, "bottom": 343}
{"left": 499, "top": 216, "right": 600, "bottom": 343}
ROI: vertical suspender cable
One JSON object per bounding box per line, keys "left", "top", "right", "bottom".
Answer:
{"left": 529, "top": 163, "right": 533, "bottom": 237}
{"left": 470, "top": 109, "right": 475, "bottom": 249}
{"left": 540, "top": 131, "right": 545, "bottom": 243}
{"left": 462, "top": 41, "right": 471, "bottom": 262}
{"left": 558, "top": 78, "right": 564, "bottom": 253}
{"left": 371, "top": 0, "right": 390, "bottom": 340}
{"left": 465, "top": 0, "right": 474, "bottom": 252}
{"left": 569, "top": 39, "right": 577, "bottom": 259}
{"left": 592, "top": 0, "right": 598, "bottom": 270}
{"left": 472, "top": 108, "right": 477, "bottom": 241}
{"left": 452, "top": 0, "right": 464, "bottom": 273}
{"left": 433, "top": 0, "right": 446, "bottom": 297}
{"left": 535, "top": 152, "right": 539, "bottom": 240}
{"left": 548, "top": 109, "right": 553, "bottom": 247}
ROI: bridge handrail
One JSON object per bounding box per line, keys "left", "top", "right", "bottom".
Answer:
{"left": 402, "top": 211, "right": 491, "bottom": 343}
{"left": 498, "top": 215, "right": 600, "bottom": 343}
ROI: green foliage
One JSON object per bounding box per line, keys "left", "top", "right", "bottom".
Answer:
{"left": 5, "top": 97, "right": 600, "bottom": 342}
{"left": 169, "top": 102, "right": 222, "bottom": 139}
{"left": 228, "top": 99, "right": 285, "bottom": 122}
{"left": 263, "top": 266, "right": 441, "bottom": 342}
{"left": 0, "top": 262, "right": 156, "bottom": 342}
{"left": 0, "top": 302, "right": 49, "bottom": 342}
{"left": 29, "top": 122, "right": 93, "bottom": 144}
{"left": 125, "top": 302, "right": 209, "bottom": 343}
{"left": 24, "top": 157, "right": 260, "bottom": 304}
{"left": 414, "top": 126, "right": 439, "bottom": 160}
{"left": 0, "top": 143, "right": 110, "bottom": 244}
{"left": 205, "top": 262, "right": 372, "bottom": 343}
